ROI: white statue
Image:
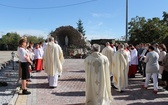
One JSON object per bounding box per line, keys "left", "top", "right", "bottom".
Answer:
{"left": 65, "top": 36, "right": 68, "bottom": 46}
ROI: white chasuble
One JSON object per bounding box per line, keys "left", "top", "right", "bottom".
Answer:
{"left": 85, "top": 52, "right": 112, "bottom": 105}
{"left": 43, "top": 42, "right": 64, "bottom": 76}
{"left": 112, "top": 49, "right": 128, "bottom": 91}
{"left": 102, "top": 46, "right": 114, "bottom": 75}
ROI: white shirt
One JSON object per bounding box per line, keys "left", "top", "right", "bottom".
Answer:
{"left": 34, "top": 48, "right": 44, "bottom": 59}
{"left": 18, "top": 47, "right": 28, "bottom": 62}
{"left": 130, "top": 48, "right": 138, "bottom": 65}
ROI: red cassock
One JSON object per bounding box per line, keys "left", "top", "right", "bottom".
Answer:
{"left": 128, "top": 65, "right": 137, "bottom": 77}
{"left": 35, "top": 59, "right": 43, "bottom": 71}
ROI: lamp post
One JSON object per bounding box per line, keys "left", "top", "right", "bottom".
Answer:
{"left": 11, "top": 52, "right": 15, "bottom": 70}
{"left": 125, "top": 0, "right": 128, "bottom": 42}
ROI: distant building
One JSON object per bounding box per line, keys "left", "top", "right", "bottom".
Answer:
{"left": 91, "top": 39, "right": 115, "bottom": 45}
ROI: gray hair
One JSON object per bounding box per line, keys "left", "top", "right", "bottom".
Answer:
{"left": 49, "top": 37, "right": 54, "bottom": 42}
{"left": 118, "top": 44, "right": 124, "bottom": 49}
{"left": 106, "top": 42, "right": 110, "bottom": 46}
{"left": 91, "top": 44, "right": 100, "bottom": 52}
{"left": 124, "top": 43, "right": 129, "bottom": 47}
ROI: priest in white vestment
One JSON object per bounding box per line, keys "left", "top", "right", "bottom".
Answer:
{"left": 43, "top": 37, "right": 64, "bottom": 88}
{"left": 112, "top": 44, "right": 128, "bottom": 92}
{"left": 102, "top": 42, "right": 114, "bottom": 75}
{"left": 84, "top": 44, "right": 112, "bottom": 105}
{"left": 124, "top": 43, "right": 131, "bottom": 88}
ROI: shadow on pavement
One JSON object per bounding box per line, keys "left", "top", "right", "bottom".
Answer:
{"left": 28, "top": 83, "right": 49, "bottom": 89}
{"left": 52, "top": 91, "right": 85, "bottom": 96}
{"left": 112, "top": 83, "right": 168, "bottom": 101}
{"left": 69, "top": 70, "right": 85, "bottom": 73}
{"left": 127, "top": 102, "right": 168, "bottom": 105}
{"left": 0, "top": 93, "right": 13, "bottom": 96}
{"left": 59, "top": 78, "right": 85, "bottom": 82}
{"left": 31, "top": 76, "right": 47, "bottom": 79}
{"left": 66, "top": 103, "right": 85, "bottom": 105}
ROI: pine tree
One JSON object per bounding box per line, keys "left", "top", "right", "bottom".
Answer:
{"left": 77, "top": 19, "right": 85, "bottom": 36}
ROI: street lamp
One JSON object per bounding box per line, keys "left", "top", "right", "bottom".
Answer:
{"left": 125, "top": 0, "right": 128, "bottom": 42}
{"left": 11, "top": 52, "right": 15, "bottom": 70}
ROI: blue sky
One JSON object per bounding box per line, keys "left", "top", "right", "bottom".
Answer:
{"left": 0, "top": 0, "right": 168, "bottom": 40}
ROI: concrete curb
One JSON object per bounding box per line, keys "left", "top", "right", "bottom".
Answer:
{"left": 8, "top": 79, "right": 21, "bottom": 105}
{"left": 0, "top": 60, "right": 12, "bottom": 70}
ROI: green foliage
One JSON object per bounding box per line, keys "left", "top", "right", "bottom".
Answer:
{"left": 162, "top": 11, "right": 168, "bottom": 25}
{"left": 128, "top": 13, "right": 168, "bottom": 45}
{"left": 77, "top": 19, "right": 86, "bottom": 36}
{"left": 0, "top": 33, "right": 45, "bottom": 50}
{"left": 1, "top": 32, "right": 21, "bottom": 50}
{"left": 25, "top": 35, "right": 44, "bottom": 44}
{"left": 49, "top": 30, "right": 55, "bottom": 37}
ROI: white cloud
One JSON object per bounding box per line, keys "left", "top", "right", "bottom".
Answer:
{"left": 92, "top": 13, "right": 118, "bottom": 18}
{"left": 92, "top": 13, "right": 112, "bottom": 18}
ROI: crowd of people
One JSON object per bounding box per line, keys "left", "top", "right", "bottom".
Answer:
{"left": 84, "top": 42, "right": 168, "bottom": 105}
{"left": 17, "top": 37, "right": 63, "bottom": 95}
{"left": 16, "top": 36, "right": 168, "bottom": 104}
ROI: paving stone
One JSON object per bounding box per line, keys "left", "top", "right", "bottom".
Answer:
{"left": 14, "top": 59, "right": 168, "bottom": 105}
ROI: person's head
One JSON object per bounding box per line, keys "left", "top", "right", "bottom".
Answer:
{"left": 141, "top": 43, "right": 145, "bottom": 48}
{"left": 118, "top": 44, "right": 124, "bottom": 50}
{"left": 145, "top": 43, "right": 150, "bottom": 49}
{"left": 91, "top": 44, "right": 100, "bottom": 52}
{"left": 148, "top": 46, "right": 155, "bottom": 52}
{"left": 29, "top": 41, "right": 34, "bottom": 46}
{"left": 124, "top": 43, "right": 128, "bottom": 47}
{"left": 129, "top": 44, "right": 134, "bottom": 50}
{"left": 106, "top": 42, "right": 110, "bottom": 46}
{"left": 159, "top": 44, "right": 167, "bottom": 52}
{"left": 137, "top": 45, "right": 140, "bottom": 49}
{"left": 49, "top": 37, "right": 54, "bottom": 42}
{"left": 39, "top": 42, "right": 43, "bottom": 46}
{"left": 153, "top": 43, "right": 159, "bottom": 48}
{"left": 36, "top": 44, "right": 40, "bottom": 49}
{"left": 19, "top": 39, "right": 27, "bottom": 48}
{"left": 45, "top": 39, "right": 48, "bottom": 43}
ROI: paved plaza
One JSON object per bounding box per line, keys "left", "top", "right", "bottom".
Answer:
{"left": 14, "top": 59, "right": 168, "bottom": 105}
{"left": 0, "top": 51, "right": 19, "bottom": 105}
{"left": 0, "top": 52, "right": 168, "bottom": 105}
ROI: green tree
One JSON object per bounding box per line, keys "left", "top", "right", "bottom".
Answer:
{"left": 49, "top": 30, "right": 55, "bottom": 37}
{"left": 1, "top": 32, "right": 21, "bottom": 50}
{"left": 77, "top": 19, "right": 86, "bottom": 36}
{"left": 128, "top": 16, "right": 146, "bottom": 44}
{"left": 128, "top": 15, "right": 168, "bottom": 45}
{"left": 26, "top": 35, "right": 44, "bottom": 44}
{"left": 162, "top": 11, "right": 168, "bottom": 25}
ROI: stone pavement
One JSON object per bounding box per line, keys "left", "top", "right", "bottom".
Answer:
{"left": 0, "top": 51, "right": 16, "bottom": 69}
{"left": 15, "top": 59, "right": 168, "bottom": 105}
{"left": 0, "top": 51, "right": 19, "bottom": 105}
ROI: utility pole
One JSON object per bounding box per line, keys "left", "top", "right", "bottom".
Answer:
{"left": 125, "top": 0, "right": 128, "bottom": 42}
